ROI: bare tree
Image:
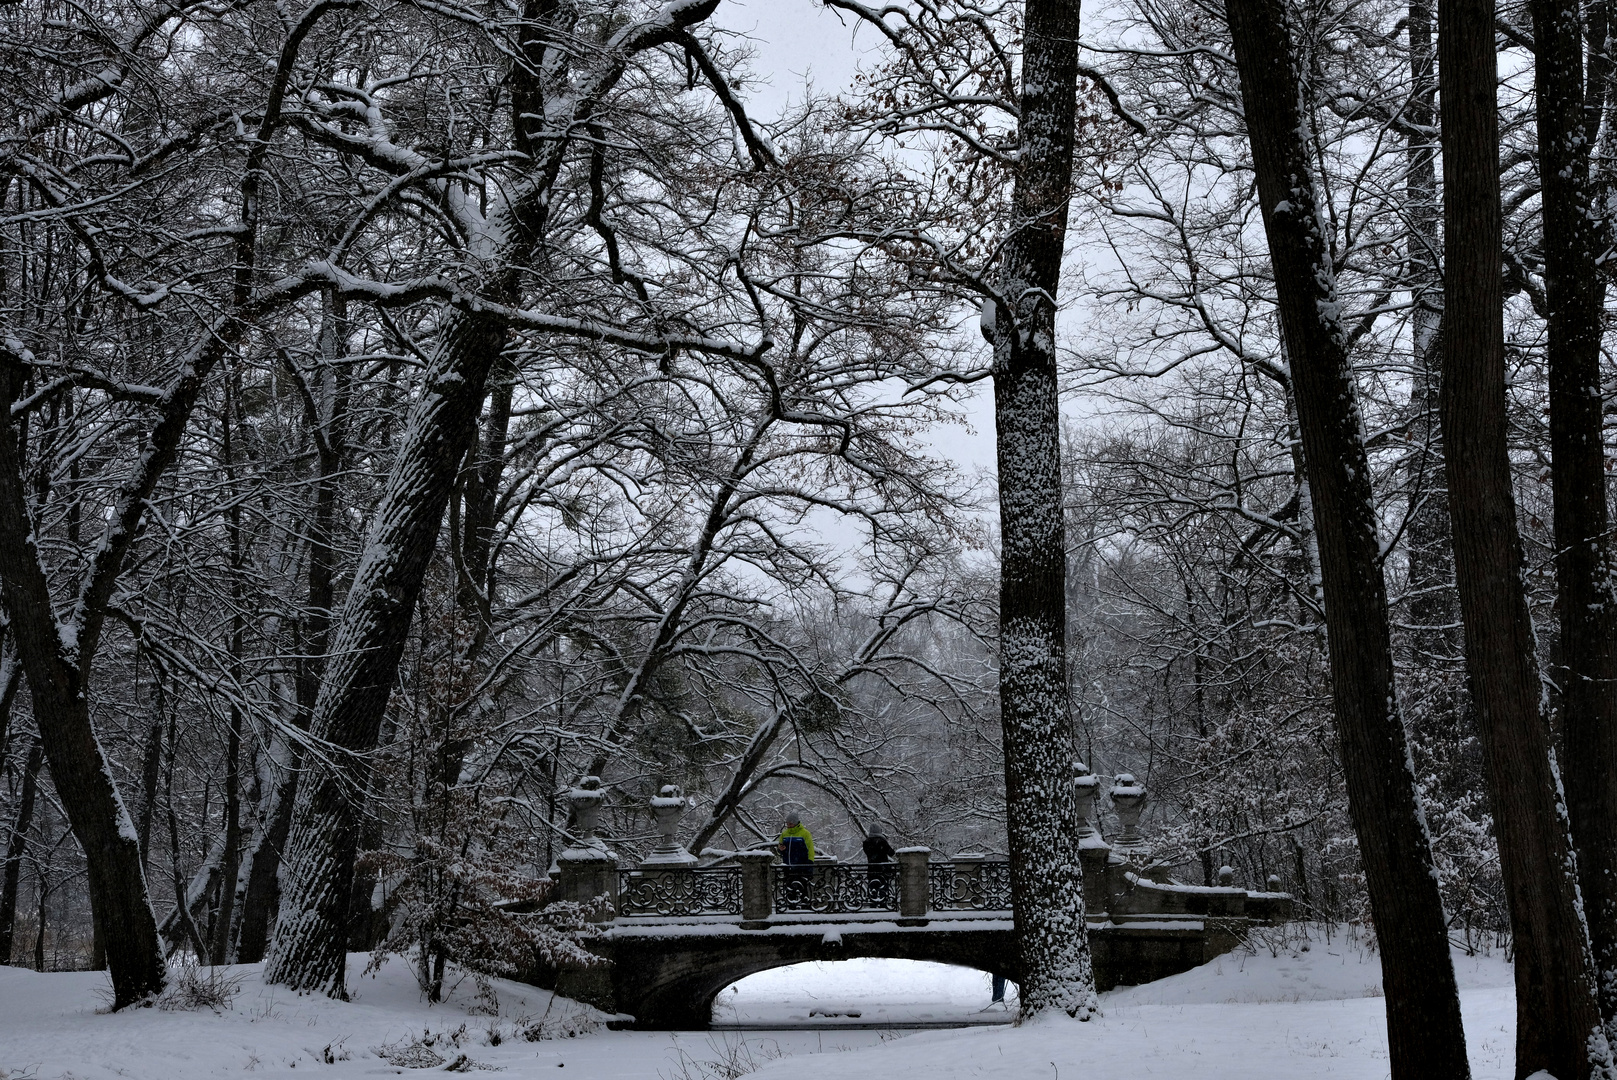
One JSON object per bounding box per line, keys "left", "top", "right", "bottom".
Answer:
{"left": 1529, "top": 0, "right": 1617, "bottom": 1038}
{"left": 1439, "top": 0, "right": 1615, "bottom": 1072}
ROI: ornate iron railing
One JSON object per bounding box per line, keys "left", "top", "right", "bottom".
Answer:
{"left": 772, "top": 863, "right": 899, "bottom": 914}
{"left": 617, "top": 866, "right": 743, "bottom": 917}
{"left": 928, "top": 860, "right": 1012, "bottom": 911}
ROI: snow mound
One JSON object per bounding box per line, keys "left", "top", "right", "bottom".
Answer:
{"left": 1105, "top": 925, "right": 1513, "bottom": 1006}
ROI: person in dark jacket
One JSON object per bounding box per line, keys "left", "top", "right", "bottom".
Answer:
{"left": 863, "top": 831, "right": 897, "bottom": 905}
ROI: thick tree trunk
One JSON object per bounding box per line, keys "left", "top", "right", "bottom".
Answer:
{"left": 1530, "top": 0, "right": 1617, "bottom": 1039}
{"left": 990, "top": 0, "right": 1097, "bottom": 1021}
{"left": 1439, "top": 0, "right": 1615, "bottom": 1074}
{"left": 0, "top": 356, "right": 165, "bottom": 1005}
{"left": 1220, "top": 0, "right": 1471, "bottom": 1074}
{"left": 265, "top": 308, "right": 510, "bottom": 996}
{"left": 0, "top": 734, "right": 42, "bottom": 963}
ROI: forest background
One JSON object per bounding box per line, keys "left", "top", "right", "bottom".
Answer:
{"left": 0, "top": 0, "right": 1535, "bottom": 1001}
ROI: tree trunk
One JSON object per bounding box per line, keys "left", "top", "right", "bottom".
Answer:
{"left": 0, "top": 356, "right": 165, "bottom": 1005}
{"left": 0, "top": 734, "right": 42, "bottom": 963}
{"left": 211, "top": 380, "right": 247, "bottom": 963}
{"left": 1220, "top": 0, "right": 1471, "bottom": 1074}
{"left": 234, "top": 296, "right": 350, "bottom": 964}
{"left": 1439, "top": 0, "right": 1615, "bottom": 1073}
{"left": 990, "top": 0, "right": 1097, "bottom": 1021}
{"left": 265, "top": 0, "right": 723, "bottom": 997}
{"left": 265, "top": 307, "right": 510, "bottom": 996}
{"left": 1402, "top": 0, "right": 1456, "bottom": 656}
{"left": 1530, "top": 0, "right": 1617, "bottom": 1039}
{"left": 134, "top": 714, "right": 162, "bottom": 875}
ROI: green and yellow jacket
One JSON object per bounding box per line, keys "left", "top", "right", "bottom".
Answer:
{"left": 776, "top": 823, "right": 815, "bottom": 861}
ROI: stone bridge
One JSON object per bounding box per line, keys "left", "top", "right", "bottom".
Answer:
{"left": 522, "top": 777, "right": 1290, "bottom": 1029}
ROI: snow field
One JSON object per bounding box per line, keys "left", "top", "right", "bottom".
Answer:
{"left": 0, "top": 929, "right": 1519, "bottom": 1079}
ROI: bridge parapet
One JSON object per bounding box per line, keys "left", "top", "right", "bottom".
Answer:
{"left": 532, "top": 774, "right": 1292, "bottom": 1027}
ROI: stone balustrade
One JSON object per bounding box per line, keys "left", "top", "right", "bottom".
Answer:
{"left": 549, "top": 768, "right": 1288, "bottom": 929}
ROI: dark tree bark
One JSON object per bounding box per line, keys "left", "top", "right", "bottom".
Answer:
{"left": 989, "top": 0, "right": 1097, "bottom": 1021}
{"left": 1530, "top": 0, "right": 1617, "bottom": 1039}
{"left": 134, "top": 714, "right": 162, "bottom": 874}
{"left": 1220, "top": 0, "right": 1470, "bottom": 1074}
{"left": 0, "top": 734, "right": 42, "bottom": 964}
{"left": 0, "top": 351, "right": 166, "bottom": 1004}
{"left": 0, "top": 2, "right": 351, "bottom": 1004}
{"left": 264, "top": 310, "right": 512, "bottom": 996}
{"left": 1439, "top": 0, "right": 1615, "bottom": 1073}
{"left": 0, "top": 651, "right": 21, "bottom": 779}
{"left": 265, "top": 0, "right": 727, "bottom": 997}
{"left": 1402, "top": 0, "right": 1456, "bottom": 655}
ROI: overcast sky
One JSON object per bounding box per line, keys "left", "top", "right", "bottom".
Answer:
{"left": 708, "top": 2, "right": 1003, "bottom": 486}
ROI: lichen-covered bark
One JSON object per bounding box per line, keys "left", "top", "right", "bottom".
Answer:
{"left": 1530, "top": 0, "right": 1617, "bottom": 1042}
{"left": 1440, "top": 0, "right": 1615, "bottom": 1073}
{"left": 991, "top": 0, "right": 1097, "bottom": 1022}
{"left": 1221, "top": 0, "right": 1470, "bottom": 1073}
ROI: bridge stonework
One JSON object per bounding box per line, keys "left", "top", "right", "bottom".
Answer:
{"left": 524, "top": 842, "right": 1290, "bottom": 1028}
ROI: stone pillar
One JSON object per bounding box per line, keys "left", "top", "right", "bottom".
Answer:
{"left": 1109, "top": 772, "right": 1148, "bottom": 856}
{"left": 642, "top": 785, "right": 698, "bottom": 867}
{"left": 555, "top": 851, "right": 619, "bottom": 921}
{"left": 896, "top": 846, "right": 931, "bottom": 919}
{"left": 1073, "top": 760, "right": 1102, "bottom": 843}
{"left": 736, "top": 850, "right": 775, "bottom": 924}
{"left": 1080, "top": 843, "right": 1112, "bottom": 919}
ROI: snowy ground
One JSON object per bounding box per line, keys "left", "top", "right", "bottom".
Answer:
{"left": 0, "top": 927, "right": 1518, "bottom": 1079}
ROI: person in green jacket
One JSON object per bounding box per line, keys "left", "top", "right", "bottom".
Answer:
{"left": 776, "top": 814, "right": 815, "bottom": 864}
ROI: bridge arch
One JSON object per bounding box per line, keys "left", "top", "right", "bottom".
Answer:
{"left": 603, "top": 922, "right": 1022, "bottom": 1029}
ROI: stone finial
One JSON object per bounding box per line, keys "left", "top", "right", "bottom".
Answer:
{"left": 1073, "top": 760, "right": 1103, "bottom": 843}
{"left": 643, "top": 784, "right": 698, "bottom": 866}
{"left": 1109, "top": 772, "right": 1147, "bottom": 852}
{"left": 569, "top": 775, "right": 607, "bottom": 849}
{"left": 1266, "top": 874, "right": 1282, "bottom": 892}
{"left": 1217, "top": 865, "right": 1235, "bottom": 887}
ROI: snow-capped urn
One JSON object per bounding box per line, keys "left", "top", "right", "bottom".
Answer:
{"left": 643, "top": 784, "right": 698, "bottom": 866}
{"left": 1073, "top": 760, "right": 1103, "bottom": 843}
{"left": 1109, "top": 772, "right": 1148, "bottom": 850}
{"left": 569, "top": 775, "right": 607, "bottom": 847}
{"left": 1218, "top": 865, "right": 1236, "bottom": 887}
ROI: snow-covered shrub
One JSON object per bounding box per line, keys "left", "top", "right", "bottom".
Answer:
{"left": 155, "top": 959, "right": 246, "bottom": 1012}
